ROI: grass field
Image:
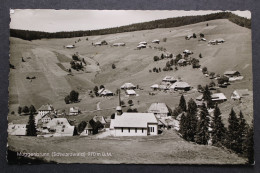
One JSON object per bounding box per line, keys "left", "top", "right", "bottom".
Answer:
{"left": 8, "top": 19, "right": 253, "bottom": 164}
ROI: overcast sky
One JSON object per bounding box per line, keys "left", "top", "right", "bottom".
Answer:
{"left": 10, "top": 10, "right": 251, "bottom": 33}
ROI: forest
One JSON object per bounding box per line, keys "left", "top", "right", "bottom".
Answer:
{"left": 10, "top": 12, "right": 251, "bottom": 41}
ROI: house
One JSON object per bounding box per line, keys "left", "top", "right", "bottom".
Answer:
{"left": 196, "top": 93, "right": 227, "bottom": 105}
{"left": 159, "top": 85, "right": 169, "bottom": 91}
{"left": 150, "top": 84, "right": 159, "bottom": 90}
{"left": 38, "top": 104, "right": 54, "bottom": 117}
{"left": 66, "top": 45, "right": 75, "bottom": 49}
{"left": 94, "top": 42, "right": 102, "bottom": 46}
{"left": 170, "top": 82, "right": 191, "bottom": 91}
{"left": 8, "top": 123, "right": 27, "bottom": 136}
{"left": 113, "top": 43, "right": 125, "bottom": 46}
{"left": 121, "top": 83, "right": 136, "bottom": 90}
{"left": 69, "top": 107, "right": 80, "bottom": 116}
{"left": 147, "top": 102, "right": 171, "bottom": 118}
{"left": 224, "top": 71, "right": 241, "bottom": 78}
{"left": 216, "top": 38, "right": 225, "bottom": 43}
{"left": 45, "top": 118, "right": 75, "bottom": 137}
{"left": 93, "top": 115, "right": 107, "bottom": 125}
{"left": 139, "top": 41, "right": 147, "bottom": 45}
{"left": 137, "top": 44, "right": 146, "bottom": 49}
{"left": 40, "top": 112, "right": 56, "bottom": 123}
{"left": 80, "top": 122, "right": 93, "bottom": 136}
{"left": 126, "top": 89, "right": 136, "bottom": 96}
{"left": 231, "top": 89, "right": 250, "bottom": 100}
{"left": 211, "top": 93, "right": 227, "bottom": 103}
{"left": 177, "top": 59, "right": 187, "bottom": 66}
{"left": 98, "top": 88, "right": 114, "bottom": 97}
{"left": 183, "top": 49, "right": 193, "bottom": 55}
{"left": 110, "top": 112, "right": 158, "bottom": 136}
{"left": 162, "top": 76, "right": 177, "bottom": 84}
{"left": 200, "top": 38, "right": 206, "bottom": 41}
{"left": 152, "top": 39, "right": 160, "bottom": 44}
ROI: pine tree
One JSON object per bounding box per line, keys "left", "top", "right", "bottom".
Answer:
{"left": 29, "top": 105, "right": 36, "bottom": 114}
{"left": 244, "top": 126, "right": 254, "bottom": 165}
{"left": 195, "top": 103, "right": 210, "bottom": 145}
{"left": 26, "top": 112, "right": 37, "bottom": 136}
{"left": 179, "top": 113, "right": 188, "bottom": 140}
{"left": 227, "top": 108, "right": 240, "bottom": 152}
{"left": 18, "top": 106, "right": 22, "bottom": 115}
{"left": 186, "top": 99, "right": 198, "bottom": 142}
{"left": 211, "top": 104, "right": 226, "bottom": 146}
{"left": 179, "top": 95, "right": 187, "bottom": 112}
{"left": 237, "top": 111, "right": 248, "bottom": 154}
{"left": 203, "top": 85, "right": 213, "bottom": 108}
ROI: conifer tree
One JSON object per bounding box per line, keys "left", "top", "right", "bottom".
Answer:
{"left": 18, "top": 106, "right": 22, "bottom": 115}
{"left": 244, "top": 126, "right": 254, "bottom": 165}
{"left": 26, "top": 112, "right": 37, "bottom": 136}
{"left": 203, "top": 85, "right": 213, "bottom": 108}
{"left": 227, "top": 108, "right": 240, "bottom": 152}
{"left": 195, "top": 103, "right": 210, "bottom": 145}
{"left": 179, "top": 113, "right": 188, "bottom": 140}
{"left": 237, "top": 111, "right": 248, "bottom": 154}
{"left": 29, "top": 105, "right": 36, "bottom": 114}
{"left": 185, "top": 99, "right": 198, "bottom": 142}
{"left": 179, "top": 95, "right": 187, "bottom": 112}
{"left": 211, "top": 104, "right": 226, "bottom": 146}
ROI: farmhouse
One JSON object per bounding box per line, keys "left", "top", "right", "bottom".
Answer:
{"left": 69, "top": 107, "right": 80, "bottom": 115}
{"left": 66, "top": 45, "right": 75, "bottom": 49}
{"left": 170, "top": 82, "right": 191, "bottom": 91}
{"left": 147, "top": 102, "right": 171, "bottom": 118}
{"left": 152, "top": 39, "right": 160, "bottom": 44}
{"left": 211, "top": 93, "right": 227, "bottom": 103}
{"left": 183, "top": 49, "right": 193, "bottom": 55}
{"left": 126, "top": 89, "right": 137, "bottom": 96}
{"left": 94, "top": 42, "right": 102, "bottom": 46}
{"left": 231, "top": 89, "right": 251, "bottom": 100}
{"left": 224, "top": 71, "right": 241, "bottom": 78}
{"left": 80, "top": 122, "right": 93, "bottom": 136}
{"left": 98, "top": 88, "right": 114, "bottom": 96}
{"left": 113, "top": 43, "right": 125, "bottom": 46}
{"left": 150, "top": 84, "right": 159, "bottom": 90}
{"left": 38, "top": 104, "right": 54, "bottom": 117}
{"left": 200, "top": 38, "right": 206, "bottom": 41}
{"left": 111, "top": 112, "right": 158, "bottom": 136}
{"left": 137, "top": 44, "right": 146, "bottom": 49}
{"left": 8, "top": 123, "right": 27, "bottom": 136}
{"left": 139, "top": 41, "right": 147, "bottom": 45}
{"left": 40, "top": 112, "right": 56, "bottom": 123}
{"left": 45, "top": 118, "right": 75, "bottom": 137}
{"left": 162, "top": 76, "right": 177, "bottom": 84}
{"left": 121, "top": 83, "right": 136, "bottom": 90}
{"left": 177, "top": 59, "right": 187, "bottom": 66}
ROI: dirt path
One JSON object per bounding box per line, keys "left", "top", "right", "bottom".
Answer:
{"left": 97, "top": 101, "right": 101, "bottom": 110}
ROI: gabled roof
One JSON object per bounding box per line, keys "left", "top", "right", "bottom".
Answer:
{"left": 113, "top": 113, "right": 158, "bottom": 128}
{"left": 38, "top": 104, "right": 54, "bottom": 111}
{"left": 85, "top": 122, "right": 93, "bottom": 130}
{"left": 148, "top": 103, "right": 169, "bottom": 114}
{"left": 137, "top": 44, "right": 146, "bottom": 48}
{"left": 41, "top": 112, "right": 56, "bottom": 119}
{"left": 66, "top": 45, "right": 75, "bottom": 48}
{"left": 162, "top": 76, "right": 177, "bottom": 82}
{"left": 121, "top": 83, "right": 136, "bottom": 89}
{"left": 150, "top": 84, "right": 159, "bottom": 88}
{"left": 139, "top": 41, "right": 147, "bottom": 45}
{"left": 126, "top": 89, "right": 136, "bottom": 95}
{"left": 211, "top": 93, "right": 227, "bottom": 101}
{"left": 170, "top": 82, "right": 190, "bottom": 89}
{"left": 224, "top": 71, "right": 240, "bottom": 75}
{"left": 152, "top": 39, "right": 160, "bottom": 43}
{"left": 234, "top": 89, "right": 250, "bottom": 97}
{"left": 70, "top": 107, "right": 80, "bottom": 112}
{"left": 178, "top": 59, "right": 187, "bottom": 64}
{"left": 98, "top": 88, "right": 113, "bottom": 95}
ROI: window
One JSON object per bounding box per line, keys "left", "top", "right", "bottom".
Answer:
{"left": 142, "top": 128, "right": 144, "bottom": 133}
{"left": 121, "top": 128, "right": 123, "bottom": 132}
{"left": 128, "top": 128, "right": 130, "bottom": 133}
{"left": 135, "top": 128, "right": 137, "bottom": 133}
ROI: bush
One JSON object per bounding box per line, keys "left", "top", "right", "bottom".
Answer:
{"left": 22, "top": 106, "right": 29, "bottom": 114}
{"left": 128, "top": 100, "right": 133, "bottom": 105}
{"left": 202, "top": 67, "right": 208, "bottom": 74}
{"left": 72, "top": 54, "right": 79, "bottom": 61}
{"left": 70, "top": 90, "right": 79, "bottom": 102}
{"left": 153, "top": 56, "right": 159, "bottom": 61}
{"left": 163, "top": 38, "right": 167, "bottom": 42}
{"left": 112, "top": 64, "right": 116, "bottom": 69}
{"left": 193, "top": 33, "right": 197, "bottom": 38}
{"left": 64, "top": 95, "right": 70, "bottom": 104}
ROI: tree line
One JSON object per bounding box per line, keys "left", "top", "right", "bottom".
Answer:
{"left": 176, "top": 93, "right": 254, "bottom": 164}
{"left": 10, "top": 12, "right": 250, "bottom": 41}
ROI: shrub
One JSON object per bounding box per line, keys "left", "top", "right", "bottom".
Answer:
{"left": 202, "top": 67, "right": 208, "bottom": 74}
{"left": 112, "top": 64, "right": 116, "bottom": 69}
{"left": 163, "top": 38, "right": 167, "bottom": 42}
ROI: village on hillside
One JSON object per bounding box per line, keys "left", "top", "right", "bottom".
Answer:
{"left": 8, "top": 11, "right": 254, "bottom": 164}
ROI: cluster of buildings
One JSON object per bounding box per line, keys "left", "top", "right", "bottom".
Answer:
{"left": 151, "top": 76, "right": 191, "bottom": 92}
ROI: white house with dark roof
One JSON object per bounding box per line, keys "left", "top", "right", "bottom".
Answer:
{"left": 98, "top": 88, "right": 114, "bottom": 97}
{"left": 147, "top": 102, "right": 171, "bottom": 118}
{"left": 38, "top": 104, "right": 54, "bottom": 117}
{"left": 111, "top": 112, "right": 158, "bottom": 136}
{"left": 152, "top": 39, "right": 160, "bottom": 44}
{"left": 162, "top": 76, "right": 177, "bottom": 84}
